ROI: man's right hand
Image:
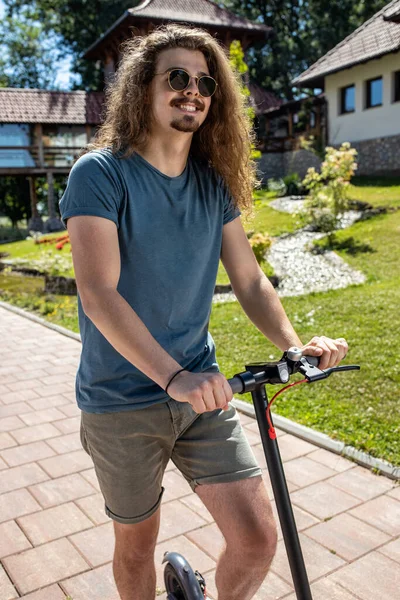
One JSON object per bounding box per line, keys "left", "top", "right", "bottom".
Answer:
{"left": 167, "top": 371, "right": 233, "bottom": 413}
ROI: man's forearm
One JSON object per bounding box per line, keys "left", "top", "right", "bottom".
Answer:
{"left": 82, "top": 289, "right": 183, "bottom": 390}
{"left": 235, "top": 275, "right": 303, "bottom": 352}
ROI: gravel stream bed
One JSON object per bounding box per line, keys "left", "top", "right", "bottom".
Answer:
{"left": 213, "top": 196, "right": 365, "bottom": 303}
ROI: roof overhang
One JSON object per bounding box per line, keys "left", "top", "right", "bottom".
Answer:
{"left": 83, "top": 11, "right": 270, "bottom": 60}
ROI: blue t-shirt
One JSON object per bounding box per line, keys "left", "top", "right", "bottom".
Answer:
{"left": 59, "top": 148, "right": 241, "bottom": 413}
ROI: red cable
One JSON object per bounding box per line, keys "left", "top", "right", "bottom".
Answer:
{"left": 266, "top": 379, "right": 307, "bottom": 439}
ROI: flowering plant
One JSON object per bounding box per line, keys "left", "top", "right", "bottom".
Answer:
{"left": 248, "top": 232, "right": 272, "bottom": 266}
{"left": 301, "top": 142, "right": 358, "bottom": 237}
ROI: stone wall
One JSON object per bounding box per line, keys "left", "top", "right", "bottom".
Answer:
{"left": 257, "top": 134, "right": 400, "bottom": 181}
{"left": 351, "top": 134, "right": 400, "bottom": 176}
{"left": 257, "top": 149, "right": 322, "bottom": 183}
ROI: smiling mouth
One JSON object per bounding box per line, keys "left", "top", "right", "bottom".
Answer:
{"left": 173, "top": 102, "right": 202, "bottom": 114}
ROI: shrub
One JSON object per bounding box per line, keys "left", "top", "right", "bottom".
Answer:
{"left": 301, "top": 142, "right": 358, "bottom": 239}
{"left": 248, "top": 232, "right": 272, "bottom": 266}
{"left": 267, "top": 178, "right": 287, "bottom": 197}
{"left": 283, "top": 173, "right": 306, "bottom": 196}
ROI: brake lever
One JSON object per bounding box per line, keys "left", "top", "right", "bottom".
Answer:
{"left": 299, "top": 359, "right": 361, "bottom": 383}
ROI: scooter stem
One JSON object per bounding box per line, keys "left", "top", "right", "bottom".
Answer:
{"left": 251, "top": 385, "right": 313, "bottom": 600}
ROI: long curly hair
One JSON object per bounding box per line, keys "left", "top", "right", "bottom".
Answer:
{"left": 88, "top": 24, "right": 259, "bottom": 216}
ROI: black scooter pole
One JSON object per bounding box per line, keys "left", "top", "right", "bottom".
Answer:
{"left": 251, "top": 385, "right": 313, "bottom": 600}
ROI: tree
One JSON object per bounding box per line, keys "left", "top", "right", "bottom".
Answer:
{"left": 0, "top": 5, "right": 59, "bottom": 88}
{"left": 0, "top": 177, "right": 31, "bottom": 227}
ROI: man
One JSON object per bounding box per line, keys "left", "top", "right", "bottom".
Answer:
{"left": 60, "top": 24, "right": 348, "bottom": 600}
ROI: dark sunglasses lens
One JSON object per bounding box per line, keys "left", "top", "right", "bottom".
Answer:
{"left": 198, "top": 76, "right": 216, "bottom": 97}
{"left": 169, "top": 69, "right": 190, "bottom": 91}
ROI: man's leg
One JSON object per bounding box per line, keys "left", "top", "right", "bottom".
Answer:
{"left": 196, "top": 475, "right": 278, "bottom": 600}
{"left": 112, "top": 506, "right": 161, "bottom": 600}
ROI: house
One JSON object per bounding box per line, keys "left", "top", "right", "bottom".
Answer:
{"left": 0, "top": 89, "right": 103, "bottom": 230}
{"left": 292, "top": 0, "right": 400, "bottom": 176}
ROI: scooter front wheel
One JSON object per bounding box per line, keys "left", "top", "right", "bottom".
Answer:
{"left": 163, "top": 551, "right": 206, "bottom": 599}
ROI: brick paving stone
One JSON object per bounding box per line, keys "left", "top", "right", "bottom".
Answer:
{"left": 186, "top": 523, "right": 224, "bottom": 561}
{"left": 307, "top": 448, "right": 356, "bottom": 473}
{"left": 62, "top": 563, "right": 119, "bottom": 600}
{"left": 7, "top": 379, "right": 45, "bottom": 393}
{"left": 11, "top": 423, "right": 61, "bottom": 444}
{"left": 282, "top": 456, "right": 337, "bottom": 488}
{"left": 19, "top": 408, "right": 66, "bottom": 427}
{"left": 45, "top": 432, "right": 81, "bottom": 454}
{"left": 2, "top": 538, "right": 89, "bottom": 595}
{"left": 80, "top": 468, "right": 101, "bottom": 491}
{"left": 0, "top": 415, "right": 26, "bottom": 432}
{"left": 0, "top": 489, "right": 42, "bottom": 524}
{"left": 38, "top": 449, "right": 93, "bottom": 478}
{"left": 158, "top": 500, "right": 208, "bottom": 543}
{"left": 270, "top": 500, "right": 319, "bottom": 541}
{"left": 28, "top": 473, "right": 96, "bottom": 508}
{"left": 350, "top": 495, "right": 400, "bottom": 536}
{"left": 378, "top": 536, "right": 400, "bottom": 563}
{"left": 283, "top": 577, "right": 360, "bottom": 599}
{"left": 38, "top": 374, "right": 73, "bottom": 386}
{"left": 179, "top": 493, "right": 214, "bottom": 524}
{"left": 271, "top": 534, "right": 345, "bottom": 585}
{"left": 75, "top": 493, "right": 110, "bottom": 525}
{"left": 17, "top": 502, "right": 93, "bottom": 546}
{"left": 155, "top": 535, "right": 216, "bottom": 591}
{"left": 304, "top": 512, "right": 390, "bottom": 561}
{"left": 0, "top": 441, "right": 56, "bottom": 467}
{"left": 241, "top": 427, "right": 262, "bottom": 446}
{"left": 68, "top": 522, "right": 114, "bottom": 567}
{"left": 15, "top": 370, "right": 49, "bottom": 382}
{"left": 30, "top": 383, "right": 71, "bottom": 398}
{"left": 19, "top": 584, "right": 66, "bottom": 599}
{"left": 60, "top": 391, "right": 77, "bottom": 403}
{"left": 1, "top": 390, "right": 40, "bottom": 405}
{"left": 52, "top": 416, "right": 80, "bottom": 434}
{"left": 0, "top": 432, "right": 17, "bottom": 450}
{"left": 329, "top": 550, "right": 400, "bottom": 600}
{"left": 252, "top": 435, "right": 316, "bottom": 468}
{"left": 0, "top": 564, "right": 18, "bottom": 600}
{"left": 58, "top": 404, "right": 80, "bottom": 418}
{"left": 0, "top": 463, "right": 49, "bottom": 495}
{"left": 0, "top": 521, "right": 32, "bottom": 558}
{"left": 387, "top": 485, "right": 400, "bottom": 501}
{"left": 328, "top": 465, "right": 395, "bottom": 501}
{"left": 162, "top": 471, "right": 193, "bottom": 503}
{"left": 236, "top": 412, "right": 255, "bottom": 426}
{"left": 0, "top": 402, "right": 34, "bottom": 417}
{"left": 290, "top": 481, "right": 361, "bottom": 520}
{"left": 261, "top": 470, "right": 298, "bottom": 501}
{"left": 27, "top": 396, "right": 70, "bottom": 411}
{"left": 0, "top": 456, "right": 8, "bottom": 469}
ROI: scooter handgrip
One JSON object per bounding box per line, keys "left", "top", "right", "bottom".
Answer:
{"left": 228, "top": 376, "right": 243, "bottom": 394}
{"left": 304, "top": 355, "right": 320, "bottom": 367}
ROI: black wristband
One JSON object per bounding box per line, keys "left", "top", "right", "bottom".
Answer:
{"left": 165, "top": 368, "right": 187, "bottom": 395}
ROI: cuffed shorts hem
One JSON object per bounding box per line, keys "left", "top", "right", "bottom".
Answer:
{"left": 105, "top": 487, "right": 165, "bottom": 525}
{"left": 190, "top": 466, "right": 263, "bottom": 492}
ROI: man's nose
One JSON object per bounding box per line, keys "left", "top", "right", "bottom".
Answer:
{"left": 183, "top": 77, "right": 200, "bottom": 96}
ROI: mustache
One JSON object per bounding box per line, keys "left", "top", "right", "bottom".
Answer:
{"left": 171, "top": 98, "right": 204, "bottom": 111}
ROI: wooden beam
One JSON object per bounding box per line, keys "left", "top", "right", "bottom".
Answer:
{"left": 33, "top": 123, "right": 44, "bottom": 167}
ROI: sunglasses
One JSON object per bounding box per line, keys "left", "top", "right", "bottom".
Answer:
{"left": 155, "top": 68, "right": 218, "bottom": 98}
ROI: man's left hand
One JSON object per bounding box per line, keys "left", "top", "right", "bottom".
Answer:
{"left": 299, "top": 336, "right": 348, "bottom": 371}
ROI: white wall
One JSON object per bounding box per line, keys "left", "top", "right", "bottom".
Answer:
{"left": 325, "top": 52, "right": 400, "bottom": 144}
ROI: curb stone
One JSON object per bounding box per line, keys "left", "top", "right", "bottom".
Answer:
{"left": 1, "top": 299, "right": 398, "bottom": 482}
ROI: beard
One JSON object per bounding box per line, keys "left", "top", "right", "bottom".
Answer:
{"left": 170, "top": 114, "right": 201, "bottom": 133}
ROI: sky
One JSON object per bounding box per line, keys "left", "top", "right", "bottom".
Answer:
{"left": 0, "top": 0, "right": 74, "bottom": 90}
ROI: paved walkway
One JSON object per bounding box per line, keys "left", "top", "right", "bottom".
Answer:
{"left": 0, "top": 305, "right": 399, "bottom": 600}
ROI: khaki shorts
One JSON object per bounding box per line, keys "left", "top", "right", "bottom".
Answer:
{"left": 80, "top": 400, "right": 262, "bottom": 524}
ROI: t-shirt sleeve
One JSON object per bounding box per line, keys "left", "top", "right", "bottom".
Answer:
{"left": 221, "top": 181, "right": 241, "bottom": 225}
{"left": 59, "top": 151, "right": 123, "bottom": 229}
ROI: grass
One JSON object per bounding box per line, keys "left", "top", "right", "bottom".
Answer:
{"left": 1, "top": 177, "right": 399, "bottom": 465}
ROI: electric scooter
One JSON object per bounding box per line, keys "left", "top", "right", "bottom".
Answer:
{"left": 162, "top": 347, "right": 360, "bottom": 600}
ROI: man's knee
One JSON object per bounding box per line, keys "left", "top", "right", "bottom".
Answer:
{"left": 238, "top": 516, "right": 278, "bottom": 565}
{"left": 113, "top": 508, "right": 160, "bottom": 562}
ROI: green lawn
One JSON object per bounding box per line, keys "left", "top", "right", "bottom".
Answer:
{"left": 1, "top": 178, "right": 399, "bottom": 465}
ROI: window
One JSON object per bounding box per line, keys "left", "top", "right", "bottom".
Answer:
{"left": 310, "top": 111, "right": 316, "bottom": 128}
{"left": 365, "top": 77, "right": 383, "bottom": 108}
{"left": 394, "top": 70, "right": 400, "bottom": 103}
{"left": 340, "top": 85, "right": 355, "bottom": 114}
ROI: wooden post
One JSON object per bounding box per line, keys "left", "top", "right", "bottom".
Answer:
{"left": 27, "top": 176, "right": 44, "bottom": 231}
{"left": 288, "top": 111, "right": 293, "bottom": 137}
{"left": 45, "top": 171, "right": 62, "bottom": 232}
{"left": 34, "top": 123, "right": 44, "bottom": 167}
{"left": 85, "top": 124, "right": 92, "bottom": 144}
{"left": 104, "top": 53, "right": 115, "bottom": 84}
